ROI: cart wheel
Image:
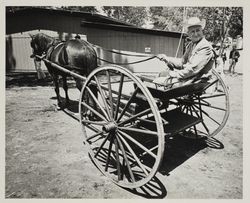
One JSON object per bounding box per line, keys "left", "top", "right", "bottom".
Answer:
{"left": 79, "top": 65, "right": 165, "bottom": 188}
{"left": 174, "top": 69, "right": 230, "bottom": 138}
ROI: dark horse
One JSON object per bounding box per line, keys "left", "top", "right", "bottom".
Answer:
{"left": 30, "top": 33, "right": 97, "bottom": 108}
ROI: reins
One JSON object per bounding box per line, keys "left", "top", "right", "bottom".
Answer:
{"left": 86, "top": 41, "right": 161, "bottom": 65}
{"left": 35, "top": 38, "right": 162, "bottom": 70}
{"left": 96, "top": 55, "right": 158, "bottom": 65}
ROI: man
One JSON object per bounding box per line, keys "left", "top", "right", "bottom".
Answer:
{"left": 154, "top": 17, "right": 214, "bottom": 85}
{"left": 229, "top": 45, "right": 240, "bottom": 75}
{"left": 222, "top": 52, "right": 227, "bottom": 69}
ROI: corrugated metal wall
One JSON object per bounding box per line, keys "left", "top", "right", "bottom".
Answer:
{"left": 6, "top": 30, "right": 87, "bottom": 72}
{"left": 85, "top": 27, "right": 182, "bottom": 56}
{"left": 6, "top": 33, "right": 45, "bottom": 72}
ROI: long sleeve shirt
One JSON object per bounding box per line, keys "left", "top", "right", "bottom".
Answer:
{"left": 167, "top": 37, "right": 214, "bottom": 79}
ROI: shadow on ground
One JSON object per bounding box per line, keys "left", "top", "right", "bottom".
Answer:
{"left": 6, "top": 72, "right": 76, "bottom": 88}
{"left": 61, "top": 98, "right": 224, "bottom": 199}
{"left": 6, "top": 74, "right": 225, "bottom": 199}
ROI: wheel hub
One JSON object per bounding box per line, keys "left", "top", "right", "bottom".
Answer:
{"left": 102, "top": 122, "right": 117, "bottom": 133}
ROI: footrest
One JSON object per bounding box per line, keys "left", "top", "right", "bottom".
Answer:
{"left": 161, "top": 108, "right": 202, "bottom": 135}
{"left": 138, "top": 108, "right": 202, "bottom": 135}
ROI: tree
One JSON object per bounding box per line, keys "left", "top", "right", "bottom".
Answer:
{"left": 228, "top": 7, "right": 243, "bottom": 38}
{"left": 102, "top": 6, "right": 148, "bottom": 27}
{"left": 149, "top": 7, "right": 243, "bottom": 43}
{"left": 149, "top": 7, "right": 185, "bottom": 31}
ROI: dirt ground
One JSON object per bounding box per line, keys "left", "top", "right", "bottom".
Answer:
{"left": 5, "top": 71, "right": 243, "bottom": 199}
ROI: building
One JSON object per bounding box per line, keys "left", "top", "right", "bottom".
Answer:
{"left": 6, "top": 7, "right": 186, "bottom": 74}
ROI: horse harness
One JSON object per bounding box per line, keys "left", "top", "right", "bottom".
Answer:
{"left": 45, "top": 40, "right": 83, "bottom": 72}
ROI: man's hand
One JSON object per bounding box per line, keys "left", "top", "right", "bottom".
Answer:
{"left": 153, "top": 76, "right": 169, "bottom": 85}
{"left": 157, "top": 54, "right": 169, "bottom": 63}
{"left": 169, "top": 70, "right": 178, "bottom": 78}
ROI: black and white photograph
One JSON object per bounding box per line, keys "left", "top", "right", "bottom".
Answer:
{"left": 3, "top": 0, "right": 248, "bottom": 200}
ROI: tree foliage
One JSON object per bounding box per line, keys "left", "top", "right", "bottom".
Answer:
{"left": 149, "top": 7, "right": 184, "bottom": 31}
{"left": 102, "top": 6, "right": 148, "bottom": 27}
{"left": 149, "top": 7, "right": 243, "bottom": 42}
{"left": 227, "top": 7, "right": 243, "bottom": 38}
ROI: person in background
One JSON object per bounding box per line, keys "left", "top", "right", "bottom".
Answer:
{"left": 153, "top": 17, "right": 214, "bottom": 86}
{"left": 229, "top": 45, "right": 240, "bottom": 75}
{"left": 221, "top": 52, "right": 227, "bottom": 69}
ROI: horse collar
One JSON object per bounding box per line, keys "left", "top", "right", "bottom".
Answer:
{"left": 46, "top": 41, "right": 64, "bottom": 60}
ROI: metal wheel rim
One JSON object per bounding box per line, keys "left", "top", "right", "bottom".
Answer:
{"left": 174, "top": 68, "right": 230, "bottom": 138}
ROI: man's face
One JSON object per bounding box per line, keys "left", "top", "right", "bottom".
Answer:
{"left": 187, "top": 25, "right": 203, "bottom": 43}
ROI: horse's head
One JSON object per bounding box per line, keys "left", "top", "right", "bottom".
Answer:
{"left": 30, "top": 33, "right": 53, "bottom": 61}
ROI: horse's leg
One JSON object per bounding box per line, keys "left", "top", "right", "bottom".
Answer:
{"left": 53, "top": 74, "right": 62, "bottom": 108}
{"left": 75, "top": 78, "right": 83, "bottom": 92}
{"left": 62, "top": 76, "right": 70, "bottom": 106}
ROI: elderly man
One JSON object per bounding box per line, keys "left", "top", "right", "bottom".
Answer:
{"left": 154, "top": 17, "right": 214, "bottom": 85}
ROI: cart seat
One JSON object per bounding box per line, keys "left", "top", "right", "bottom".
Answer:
{"left": 147, "top": 78, "right": 211, "bottom": 100}
{"left": 139, "top": 57, "right": 215, "bottom": 100}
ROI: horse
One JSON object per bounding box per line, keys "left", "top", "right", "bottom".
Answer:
{"left": 30, "top": 33, "right": 97, "bottom": 108}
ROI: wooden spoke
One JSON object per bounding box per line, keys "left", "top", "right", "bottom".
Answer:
{"left": 113, "top": 102, "right": 133, "bottom": 117}
{"left": 116, "top": 136, "right": 135, "bottom": 183}
{"left": 141, "top": 145, "right": 159, "bottom": 157}
{"left": 194, "top": 110, "right": 210, "bottom": 134}
{"left": 190, "top": 105, "right": 200, "bottom": 118}
{"left": 192, "top": 104, "right": 221, "bottom": 126}
{"left": 181, "top": 99, "right": 226, "bottom": 111}
{"left": 180, "top": 97, "right": 212, "bottom": 108}
{"left": 84, "top": 123, "right": 101, "bottom": 133}
{"left": 201, "top": 121, "right": 210, "bottom": 135}
{"left": 121, "top": 158, "right": 125, "bottom": 180}
{"left": 137, "top": 117, "right": 157, "bottom": 124}
{"left": 114, "top": 137, "right": 122, "bottom": 180}
{"left": 188, "top": 106, "right": 198, "bottom": 134}
{"left": 199, "top": 98, "right": 210, "bottom": 106}
{"left": 86, "top": 131, "right": 104, "bottom": 142}
{"left": 190, "top": 105, "right": 210, "bottom": 135}
{"left": 86, "top": 86, "right": 110, "bottom": 120}
{"left": 94, "top": 75, "right": 112, "bottom": 120}
{"left": 118, "top": 130, "right": 157, "bottom": 159}
{"left": 204, "top": 79, "right": 219, "bottom": 90}
{"left": 181, "top": 105, "right": 187, "bottom": 112}
{"left": 94, "top": 133, "right": 111, "bottom": 158}
{"left": 81, "top": 102, "right": 107, "bottom": 121}
{"left": 106, "top": 70, "right": 114, "bottom": 118}
{"left": 119, "top": 126, "right": 159, "bottom": 136}
{"left": 81, "top": 120, "right": 107, "bottom": 126}
{"left": 114, "top": 73, "right": 124, "bottom": 120}
{"left": 117, "top": 133, "right": 149, "bottom": 176}
{"left": 116, "top": 87, "right": 139, "bottom": 122}
{"left": 118, "top": 108, "right": 152, "bottom": 126}
{"left": 105, "top": 135, "right": 114, "bottom": 172}
{"left": 200, "top": 93, "right": 226, "bottom": 99}
{"left": 199, "top": 103, "right": 227, "bottom": 112}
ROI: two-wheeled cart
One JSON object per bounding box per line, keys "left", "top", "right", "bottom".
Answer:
{"left": 37, "top": 56, "right": 229, "bottom": 189}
